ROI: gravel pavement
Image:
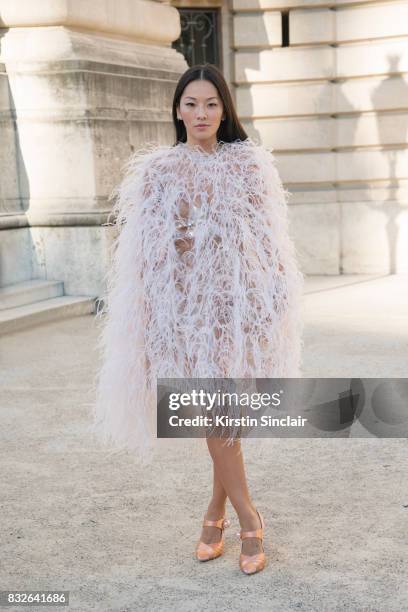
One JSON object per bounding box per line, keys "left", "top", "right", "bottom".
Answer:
{"left": 1, "top": 274, "right": 407, "bottom": 612}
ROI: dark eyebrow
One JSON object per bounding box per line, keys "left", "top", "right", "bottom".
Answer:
{"left": 184, "top": 96, "right": 218, "bottom": 101}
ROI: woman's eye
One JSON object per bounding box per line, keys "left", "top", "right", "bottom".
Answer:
{"left": 185, "top": 103, "right": 217, "bottom": 107}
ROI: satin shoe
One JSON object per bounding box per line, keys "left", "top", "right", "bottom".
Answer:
{"left": 195, "top": 515, "right": 231, "bottom": 561}
{"left": 237, "top": 509, "right": 266, "bottom": 575}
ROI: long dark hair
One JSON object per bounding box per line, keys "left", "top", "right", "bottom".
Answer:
{"left": 172, "top": 63, "right": 248, "bottom": 145}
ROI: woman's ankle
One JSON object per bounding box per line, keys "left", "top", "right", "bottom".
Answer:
{"left": 237, "top": 505, "right": 259, "bottom": 529}
{"left": 206, "top": 499, "right": 227, "bottom": 518}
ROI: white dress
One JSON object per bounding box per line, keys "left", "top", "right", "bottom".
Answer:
{"left": 91, "top": 138, "right": 304, "bottom": 463}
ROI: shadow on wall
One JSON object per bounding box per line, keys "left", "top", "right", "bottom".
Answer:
{"left": 330, "top": 54, "right": 408, "bottom": 275}
{"left": 0, "top": 26, "right": 29, "bottom": 214}
{"left": 322, "top": 73, "right": 357, "bottom": 275}
{"left": 371, "top": 55, "right": 408, "bottom": 274}
{"left": 243, "top": 3, "right": 407, "bottom": 275}
{"left": 322, "top": 57, "right": 408, "bottom": 274}
{"left": 0, "top": 24, "right": 31, "bottom": 287}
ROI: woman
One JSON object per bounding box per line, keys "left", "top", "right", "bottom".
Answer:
{"left": 92, "top": 64, "right": 304, "bottom": 575}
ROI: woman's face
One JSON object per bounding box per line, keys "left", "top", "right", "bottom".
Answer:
{"left": 177, "top": 79, "right": 225, "bottom": 146}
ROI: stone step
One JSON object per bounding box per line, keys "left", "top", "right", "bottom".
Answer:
{"left": 0, "top": 279, "right": 65, "bottom": 311}
{"left": 0, "top": 295, "right": 97, "bottom": 335}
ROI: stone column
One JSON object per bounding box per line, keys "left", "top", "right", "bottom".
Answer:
{"left": 0, "top": 0, "right": 187, "bottom": 293}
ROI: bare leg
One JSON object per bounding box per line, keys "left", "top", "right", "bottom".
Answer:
{"left": 200, "top": 463, "right": 228, "bottom": 544}
{"left": 205, "top": 437, "right": 263, "bottom": 555}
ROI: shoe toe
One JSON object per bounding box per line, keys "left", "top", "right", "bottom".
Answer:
{"left": 242, "top": 562, "right": 258, "bottom": 574}
{"left": 196, "top": 541, "right": 223, "bottom": 561}
{"left": 240, "top": 553, "right": 265, "bottom": 574}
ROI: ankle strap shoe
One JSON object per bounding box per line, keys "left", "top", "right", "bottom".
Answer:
{"left": 195, "top": 516, "right": 231, "bottom": 561}
{"left": 237, "top": 509, "right": 266, "bottom": 574}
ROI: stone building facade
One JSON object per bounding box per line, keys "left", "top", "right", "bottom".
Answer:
{"left": 0, "top": 0, "right": 407, "bottom": 304}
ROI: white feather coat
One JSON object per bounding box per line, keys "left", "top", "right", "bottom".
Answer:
{"left": 91, "top": 138, "right": 304, "bottom": 464}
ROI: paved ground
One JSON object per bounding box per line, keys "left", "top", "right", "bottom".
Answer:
{"left": 1, "top": 274, "right": 407, "bottom": 612}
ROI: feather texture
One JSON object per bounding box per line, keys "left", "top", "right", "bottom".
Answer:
{"left": 91, "top": 137, "right": 304, "bottom": 464}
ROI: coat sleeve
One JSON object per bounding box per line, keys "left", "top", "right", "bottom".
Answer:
{"left": 242, "top": 145, "right": 304, "bottom": 316}
{"left": 91, "top": 144, "right": 167, "bottom": 465}
{"left": 237, "top": 144, "right": 305, "bottom": 376}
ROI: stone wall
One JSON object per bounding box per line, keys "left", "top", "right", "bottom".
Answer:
{"left": 232, "top": 0, "right": 408, "bottom": 273}
{"left": 1, "top": 0, "right": 406, "bottom": 293}
{"left": 0, "top": 0, "right": 187, "bottom": 293}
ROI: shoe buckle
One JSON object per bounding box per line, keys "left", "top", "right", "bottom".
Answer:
{"left": 222, "top": 518, "right": 231, "bottom": 529}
